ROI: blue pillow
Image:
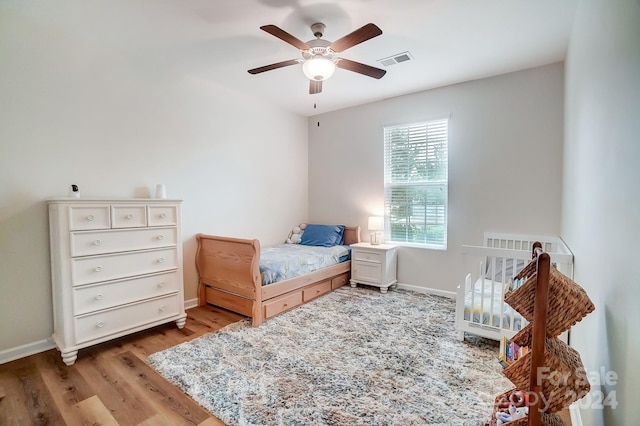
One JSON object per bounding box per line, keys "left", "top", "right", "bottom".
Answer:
{"left": 300, "top": 224, "right": 345, "bottom": 247}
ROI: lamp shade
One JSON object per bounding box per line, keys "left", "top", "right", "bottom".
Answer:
{"left": 368, "top": 216, "right": 384, "bottom": 231}
{"left": 302, "top": 57, "right": 336, "bottom": 81}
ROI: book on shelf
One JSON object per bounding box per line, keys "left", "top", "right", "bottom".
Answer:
{"left": 498, "top": 336, "right": 529, "bottom": 368}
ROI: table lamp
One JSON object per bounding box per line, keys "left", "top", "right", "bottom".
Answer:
{"left": 368, "top": 216, "right": 384, "bottom": 245}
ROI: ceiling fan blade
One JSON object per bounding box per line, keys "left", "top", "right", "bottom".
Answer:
{"left": 248, "top": 59, "right": 299, "bottom": 75}
{"left": 336, "top": 58, "right": 386, "bottom": 79}
{"left": 260, "top": 25, "right": 310, "bottom": 50}
{"left": 329, "top": 23, "right": 382, "bottom": 53}
{"left": 309, "top": 80, "right": 323, "bottom": 95}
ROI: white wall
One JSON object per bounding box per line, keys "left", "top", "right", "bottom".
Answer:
{"left": 563, "top": 1, "right": 640, "bottom": 424}
{"left": 0, "top": 4, "right": 308, "bottom": 354}
{"left": 308, "top": 63, "right": 565, "bottom": 293}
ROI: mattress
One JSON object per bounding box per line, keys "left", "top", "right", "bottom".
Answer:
{"left": 260, "top": 244, "right": 351, "bottom": 285}
{"left": 463, "top": 278, "right": 522, "bottom": 330}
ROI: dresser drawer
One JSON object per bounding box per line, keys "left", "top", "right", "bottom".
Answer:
{"left": 74, "top": 294, "right": 180, "bottom": 344}
{"left": 71, "top": 247, "right": 178, "bottom": 286}
{"left": 70, "top": 227, "right": 177, "bottom": 257}
{"left": 73, "top": 271, "right": 180, "bottom": 315}
{"left": 148, "top": 206, "right": 178, "bottom": 227}
{"left": 111, "top": 205, "right": 147, "bottom": 228}
{"left": 69, "top": 206, "right": 111, "bottom": 231}
{"left": 263, "top": 291, "right": 303, "bottom": 319}
{"left": 353, "top": 261, "right": 382, "bottom": 283}
{"left": 353, "top": 250, "right": 382, "bottom": 263}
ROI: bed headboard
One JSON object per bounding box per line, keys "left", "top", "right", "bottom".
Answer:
{"left": 344, "top": 226, "right": 361, "bottom": 245}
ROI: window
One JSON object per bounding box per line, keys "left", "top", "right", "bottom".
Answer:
{"left": 384, "top": 119, "right": 448, "bottom": 249}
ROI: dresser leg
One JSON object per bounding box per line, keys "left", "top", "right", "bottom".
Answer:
{"left": 380, "top": 287, "right": 388, "bottom": 294}
{"left": 350, "top": 280, "right": 357, "bottom": 288}
{"left": 61, "top": 350, "right": 78, "bottom": 366}
{"left": 175, "top": 314, "right": 187, "bottom": 329}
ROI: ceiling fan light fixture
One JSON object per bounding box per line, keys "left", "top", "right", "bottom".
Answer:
{"left": 302, "top": 57, "right": 336, "bottom": 81}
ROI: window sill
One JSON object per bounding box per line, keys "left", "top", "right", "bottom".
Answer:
{"left": 387, "top": 241, "right": 447, "bottom": 251}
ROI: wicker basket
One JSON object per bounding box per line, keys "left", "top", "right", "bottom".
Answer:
{"left": 513, "top": 258, "right": 537, "bottom": 281}
{"left": 502, "top": 338, "right": 591, "bottom": 413}
{"left": 504, "top": 268, "right": 594, "bottom": 338}
{"left": 511, "top": 324, "right": 532, "bottom": 348}
{"left": 489, "top": 388, "right": 567, "bottom": 426}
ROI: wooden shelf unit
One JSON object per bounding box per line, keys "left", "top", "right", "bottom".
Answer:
{"left": 490, "top": 242, "right": 594, "bottom": 426}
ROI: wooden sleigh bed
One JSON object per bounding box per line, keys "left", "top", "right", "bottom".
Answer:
{"left": 196, "top": 226, "right": 361, "bottom": 326}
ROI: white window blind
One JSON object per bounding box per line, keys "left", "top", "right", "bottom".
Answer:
{"left": 384, "top": 119, "right": 448, "bottom": 248}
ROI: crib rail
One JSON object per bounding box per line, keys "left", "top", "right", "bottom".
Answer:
{"left": 460, "top": 247, "right": 533, "bottom": 336}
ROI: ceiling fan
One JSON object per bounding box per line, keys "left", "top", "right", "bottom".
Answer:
{"left": 248, "top": 22, "right": 387, "bottom": 94}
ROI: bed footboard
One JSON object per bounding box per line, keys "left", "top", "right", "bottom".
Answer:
{"left": 195, "top": 234, "right": 264, "bottom": 326}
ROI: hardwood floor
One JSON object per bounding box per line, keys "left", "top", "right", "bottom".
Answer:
{"left": 0, "top": 304, "right": 573, "bottom": 426}
{"left": 0, "top": 305, "right": 244, "bottom": 426}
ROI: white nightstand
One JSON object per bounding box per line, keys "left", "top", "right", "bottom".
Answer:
{"left": 350, "top": 242, "right": 398, "bottom": 293}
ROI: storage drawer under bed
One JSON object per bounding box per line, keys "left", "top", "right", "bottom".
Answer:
{"left": 263, "top": 291, "right": 303, "bottom": 319}
{"left": 303, "top": 279, "right": 331, "bottom": 302}
{"left": 331, "top": 272, "right": 349, "bottom": 289}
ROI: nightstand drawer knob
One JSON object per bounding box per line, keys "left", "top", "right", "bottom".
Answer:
{"left": 157, "top": 257, "right": 165, "bottom": 263}
{"left": 158, "top": 282, "right": 166, "bottom": 288}
{"left": 126, "top": 214, "right": 133, "bottom": 220}
{"left": 96, "top": 321, "right": 105, "bottom": 328}
{"left": 159, "top": 306, "right": 166, "bottom": 312}
{"left": 157, "top": 235, "right": 164, "bottom": 240}
{"left": 87, "top": 214, "right": 95, "bottom": 221}
{"left": 94, "top": 266, "right": 102, "bottom": 272}
{"left": 95, "top": 294, "right": 103, "bottom": 300}
{"left": 159, "top": 213, "right": 167, "bottom": 219}
{"left": 93, "top": 239, "right": 102, "bottom": 246}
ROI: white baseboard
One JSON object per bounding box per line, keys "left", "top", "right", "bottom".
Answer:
{"left": 0, "top": 338, "right": 56, "bottom": 365}
{"left": 569, "top": 403, "right": 583, "bottom": 426}
{"left": 1, "top": 299, "right": 200, "bottom": 365}
{"left": 396, "top": 283, "right": 456, "bottom": 299}
{"left": 184, "top": 298, "right": 199, "bottom": 310}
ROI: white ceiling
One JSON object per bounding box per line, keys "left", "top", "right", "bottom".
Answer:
{"left": 14, "top": 0, "right": 579, "bottom": 116}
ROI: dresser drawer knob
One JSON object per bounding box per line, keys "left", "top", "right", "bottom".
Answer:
{"left": 158, "top": 282, "right": 166, "bottom": 288}
{"left": 93, "top": 239, "right": 102, "bottom": 246}
{"left": 157, "top": 257, "right": 165, "bottom": 263}
{"left": 159, "top": 213, "right": 167, "bottom": 219}
{"left": 96, "top": 321, "right": 105, "bottom": 328}
{"left": 87, "top": 214, "right": 95, "bottom": 221}
{"left": 159, "top": 306, "right": 166, "bottom": 312}
{"left": 94, "top": 266, "right": 102, "bottom": 272}
{"left": 157, "top": 235, "right": 164, "bottom": 240}
{"left": 95, "top": 294, "right": 103, "bottom": 300}
{"left": 126, "top": 214, "right": 133, "bottom": 220}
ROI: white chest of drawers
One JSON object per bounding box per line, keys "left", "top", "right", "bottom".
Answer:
{"left": 350, "top": 242, "right": 398, "bottom": 293}
{"left": 48, "top": 198, "right": 186, "bottom": 365}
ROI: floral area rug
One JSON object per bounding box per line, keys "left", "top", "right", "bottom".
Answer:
{"left": 148, "top": 287, "right": 512, "bottom": 425}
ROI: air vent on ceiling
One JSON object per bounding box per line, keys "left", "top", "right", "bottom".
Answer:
{"left": 378, "top": 51, "right": 413, "bottom": 67}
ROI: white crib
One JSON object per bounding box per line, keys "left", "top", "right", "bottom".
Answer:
{"left": 455, "top": 232, "right": 573, "bottom": 342}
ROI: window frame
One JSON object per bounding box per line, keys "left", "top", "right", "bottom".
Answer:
{"left": 383, "top": 118, "right": 449, "bottom": 250}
